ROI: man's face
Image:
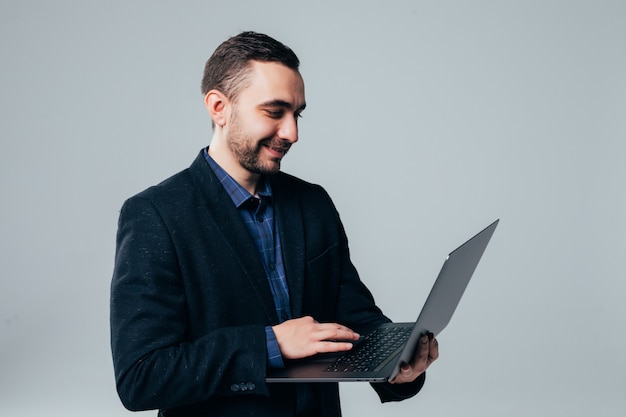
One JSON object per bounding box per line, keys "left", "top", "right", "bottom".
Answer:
{"left": 224, "top": 61, "right": 306, "bottom": 175}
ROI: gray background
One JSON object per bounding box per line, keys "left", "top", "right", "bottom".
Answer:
{"left": 1, "top": 1, "right": 624, "bottom": 416}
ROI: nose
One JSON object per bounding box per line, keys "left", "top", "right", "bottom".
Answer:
{"left": 278, "top": 115, "right": 299, "bottom": 144}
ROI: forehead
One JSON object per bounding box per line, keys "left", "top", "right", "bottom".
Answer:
{"left": 237, "top": 61, "right": 306, "bottom": 108}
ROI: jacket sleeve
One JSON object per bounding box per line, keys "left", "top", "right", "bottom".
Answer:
{"left": 110, "top": 196, "right": 269, "bottom": 411}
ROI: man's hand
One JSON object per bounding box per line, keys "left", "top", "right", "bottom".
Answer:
{"left": 272, "top": 316, "right": 360, "bottom": 360}
{"left": 389, "top": 333, "right": 439, "bottom": 384}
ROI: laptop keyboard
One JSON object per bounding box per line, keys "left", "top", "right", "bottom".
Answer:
{"left": 324, "top": 326, "right": 412, "bottom": 373}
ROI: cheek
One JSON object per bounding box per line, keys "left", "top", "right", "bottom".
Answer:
{"left": 230, "top": 105, "right": 279, "bottom": 140}
{"left": 243, "top": 117, "right": 279, "bottom": 140}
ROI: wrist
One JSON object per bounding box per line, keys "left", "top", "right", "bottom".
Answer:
{"left": 265, "top": 326, "right": 285, "bottom": 369}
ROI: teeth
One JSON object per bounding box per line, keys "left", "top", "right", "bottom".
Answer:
{"left": 264, "top": 143, "right": 288, "bottom": 154}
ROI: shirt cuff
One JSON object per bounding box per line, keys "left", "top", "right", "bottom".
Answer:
{"left": 265, "top": 326, "right": 285, "bottom": 369}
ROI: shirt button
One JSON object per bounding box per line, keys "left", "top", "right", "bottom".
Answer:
{"left": 268, "top": 264, "right": 276, "bottom": 271}
{"left": 256, "top": 216, "right": 264, "bottom": 222}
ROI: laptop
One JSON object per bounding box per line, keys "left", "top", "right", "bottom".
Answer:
{"left": 266, "top": 219, "right": 499, "bottom": 383}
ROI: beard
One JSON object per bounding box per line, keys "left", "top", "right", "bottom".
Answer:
{"left": 226, "top": 110, "right": 289, "bottom": 176}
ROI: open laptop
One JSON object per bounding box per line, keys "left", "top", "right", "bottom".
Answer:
{"left": 266, "top": 219, "right": 499, "bottom": 383}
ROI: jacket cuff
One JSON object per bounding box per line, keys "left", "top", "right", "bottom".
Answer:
{"left": 370, "top": 372, "right": 426, "bottom": 403}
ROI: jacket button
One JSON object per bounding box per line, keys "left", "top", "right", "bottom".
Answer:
{"left": 246, "top": 382, "right": 256, "bottom": 391}
{"left": 230, "top": 384, "right": 240, "bottom": 392}
{"left": 239, "top": 382, "right": 248, "bottom": 391}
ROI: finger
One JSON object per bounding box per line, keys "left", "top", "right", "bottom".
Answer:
{"left": 391, "top": 337, "right": 429, "bottom": 384}
{"left": 428, "top": 336, "right": 439, "bottom": 362}
{"left": 414, "top": 334, "right": 431, "bottom": 370}
{"left": 315, "top": 340, "right": 355, "bottom": 354}
{"left": 391, "top": 335, "right": 437, "bottom": 384}
{"left": 389, "top": 363, "right": 412, "bottom": 384}
{"left": 315, "top": 322, "right": 357, "bottom": 333}
{"left": 315, "top": 323, "right": 360, "bottom": 341}
{"left": 399, "top": 362, "right": 413, "bottom": 378}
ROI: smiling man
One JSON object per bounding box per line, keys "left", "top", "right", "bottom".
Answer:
{"left": 110, "top": 31, "right": 438, "bottom": 417}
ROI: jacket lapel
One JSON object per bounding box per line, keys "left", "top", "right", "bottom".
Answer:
{"left": 189, "top": 151, "right": 279, "bottom": 324}
{"left": 271, "top": 174, "right": 306, "bottom": 319}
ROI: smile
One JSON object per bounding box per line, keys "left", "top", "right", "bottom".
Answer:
{"left": 263, "top": 143, "right": 290, "bottom": 157}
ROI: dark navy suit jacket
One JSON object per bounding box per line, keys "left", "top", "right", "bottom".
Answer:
{"left": 110, "top": 150, "right": 424, "bottom": 416}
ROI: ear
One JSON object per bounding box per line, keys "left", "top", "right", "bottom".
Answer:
{"left": 204, "top": 90, "right": 228, "bottom": 127}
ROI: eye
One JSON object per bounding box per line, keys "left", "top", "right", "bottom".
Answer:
{"left": 265, "top": 109, "right": 284, "bottom": 119}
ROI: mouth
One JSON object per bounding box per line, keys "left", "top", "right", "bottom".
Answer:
{"left": 262, "top": 142, "right": 290, "bottom": 158}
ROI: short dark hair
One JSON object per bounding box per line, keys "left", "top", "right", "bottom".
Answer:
{"left": 201, "top": 31, "right": 300, "bottom": 101}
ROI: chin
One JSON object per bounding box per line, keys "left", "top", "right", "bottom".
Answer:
{"left": 245, "top": 160, "right": 281, "bottom": 176}
{"left": 259, "top": 156, "right": 282, "bottom": 175}
{"left": 261, "top": 165, "right": 281, "bottom": 176}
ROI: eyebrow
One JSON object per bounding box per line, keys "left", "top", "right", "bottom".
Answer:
{"left": 259, "top": 99, "right": 307, "bottom": 113}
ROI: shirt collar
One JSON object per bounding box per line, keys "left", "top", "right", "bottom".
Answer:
{"left": 203, "top": 147, "right": 272, "bottom": 208}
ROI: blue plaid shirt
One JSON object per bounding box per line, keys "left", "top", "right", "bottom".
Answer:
{"left": 203, "top": 149, "right": 289, "bottom": 368}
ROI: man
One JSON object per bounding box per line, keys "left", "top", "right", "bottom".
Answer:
{"left": 110, "top": 31, "right": 438, "bottom": 417}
